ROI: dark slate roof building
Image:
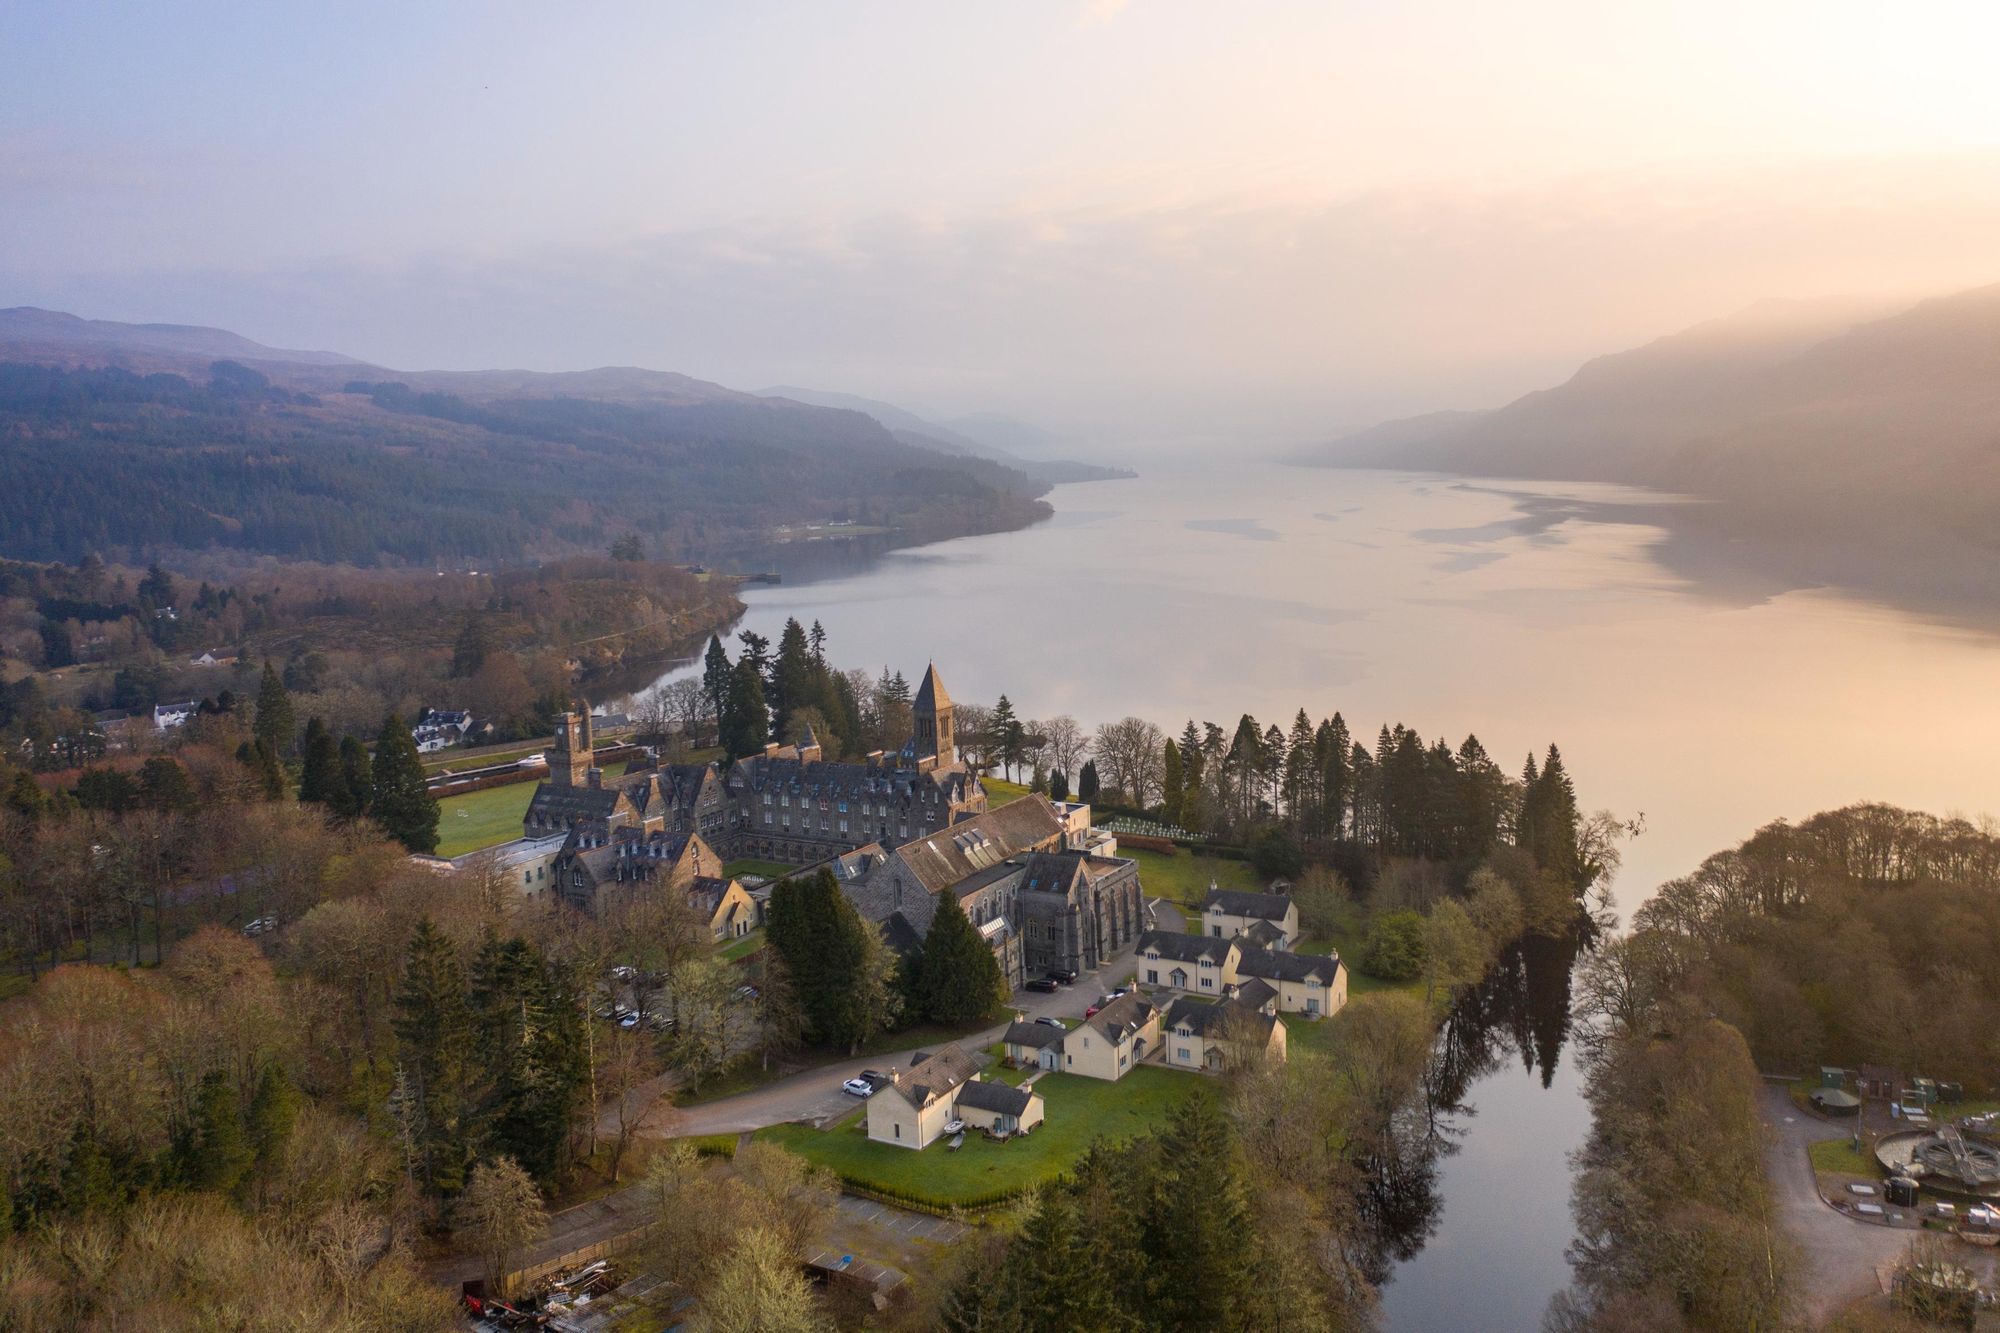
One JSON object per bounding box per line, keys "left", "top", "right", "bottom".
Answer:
{"left": 956, "top": 1079, "right": 1037, "bottom": 1118}
{"left": 1202, "top": 887, "right": 1295, "bottom": 921}
{"left": 1135, "top": 929, "right": 1235, "bottom": 966}
{"left": 1002, "top": 1021, "right": 1065, "bottom": 1051}
{"left": 890, "top": 1044, "right": 982, "bottom": 1110}
{"left": 1235, "top": 947, "right": 1343, "bottom": 987}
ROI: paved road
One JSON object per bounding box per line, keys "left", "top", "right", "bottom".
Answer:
{"left": 1760, "top": 1084, "right": 1912, "bottom": 1322}
{"left": 666, "top": 921, "right": 1161, "bottom": 1136}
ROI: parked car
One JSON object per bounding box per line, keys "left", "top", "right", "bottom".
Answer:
{"left": 1047, "top": 969, "right": 1078, "bottom": 984}
{"left": 609, "top": 965, "right": 636, "bottom": 981}
{"left": 1024, "top": 977, "right": 1061, "bottom": 993}
{"left": 860, "top": 1069, "right": 891, "bottom": 1090}
{"left": 1035, "top": 1015, "right": 1067, "bottom": 1029}
{"left": 1084, "top": 1001, "right": 1105, "bottom": 1018}
{"left": 841, "top": 1077, "right": 875, "bottom": 1097}
{"left": 647, "top": 1014, "right": 675, "bottom": 1032}
{"left": 619, "top": 1012, "right": 643, "bottom": 1029}
{"left": 734, "top": 984, "right": 760, "bottom": 1000}
{"left": 241, "top": 915, "right": 277, "bottom": 937}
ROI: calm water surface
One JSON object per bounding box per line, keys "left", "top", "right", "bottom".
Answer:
{"left": 632, "top": 460, "right": 2000, "bottom": 1329}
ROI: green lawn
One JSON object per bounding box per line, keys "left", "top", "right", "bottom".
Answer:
{"left": 1118, "top": 845, "right": 1263, "bottom": 907}
{"left": 720, "top": 929, "right": 765, "bottom": 962}
{"left": 1808, "top": 1137, "right": 1878, "bottom": 1178}
{"left": 984, "top": 777, "right": 1031, "bottom": 807}
{"left": 722, "top": 859, "right": 797, "bottom": 881}
{"left": 756, "top": 1066, "right": 1203, "bottom": 1206}
{"left": 434, "top": 763, "right": 628, "bottom": 857}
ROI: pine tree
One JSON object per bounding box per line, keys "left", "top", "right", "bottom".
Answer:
{"left": 1049, "top": 768, "right": 1069, "bottom": 802}
{"left": 1160, "top": 739, "right": 1183, "bottom": 826}
{"left": 335, "top": 735, "right": 372, "bottom": 820}
{"left": 394, "top": 918, "right": 477, "bottom": 1194}
{"left": 188, "top": 1069, "right": 254, "bottom": 1193}
{"left": 247, "top": 1062, "right": 301, "bottom": 1168}
{"left": 702, "top": 633, "right": 732, "bottom": 719}
{"left": 1141, "top": 1096, "right": 1253, "bottom": 1329}
{"left": 770, "top": 618, "right": 815, "bottom": 744}
{"left": 370, "top": 714, "right": 439, "bottom": 853}
{"left": 918, "top": 887, "right": 1007, "bottom": 1023}
{"left": 252, "top": 659, "right": 296, "bottom": 758}
{"left": 452, "top": 617, "right": 497, "bottom": 678}
{"left": 298, "top": 717, "right": 341, "bottom": 806}
{"left": 252, "top": 736, "right": 287, "bottom": 801}
{"left": 1078, "top": 760, "right": 1100, "bottom": 804}
{"left": 721, "top": 657, "right": 770, "bottom": 757}
{"left": 991, "top": 695, "right": 1025, "bottom": 780}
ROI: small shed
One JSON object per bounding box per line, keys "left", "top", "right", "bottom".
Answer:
{"left": 1811, "top": 1088, "right": 1862, "bottom": 1118}
{"left": 1819, "top": 1066, "right": 1847, "bottom": 1089}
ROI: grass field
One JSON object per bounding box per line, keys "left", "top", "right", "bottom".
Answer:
{"left": 720, "top": 929, "right": 765, "bottom": 962}
{"left": 722, "top": 859, "right": 796, "bottom": 881}
{"left": 984, "top": 777, "right": 1031, "bottom": 807}
{"left": 1118, "top": 844, "right": 1263, "bottom": 907}
{"left": 1808, "top": 1137, "right": 1878, "bottom": 1178}
{"left": 433, "top": 763, "right": 628, "bottom": 858}
{"left": 756, "top": 1066, "right": 1203, "bottom": 1205}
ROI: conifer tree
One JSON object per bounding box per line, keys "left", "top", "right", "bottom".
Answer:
{"left": 252, "top": 736, "right": 287, "bottom": 801}
{"left": 1077, "top": 760, "right": 1100, "bottom": 804}
{"left": 1161, "top": 738, "right": 1183, "bottom": 825}
{"left": 298, "top": 717, "right": 341, "bottom": 807}
{"left": 702, "top": 633, "right": 732, "bottom": 719}
{"left": 770, "top": 618, "right": 815, "bottom": 743}
{"left": 335, "top": 735, "right": 372, "bottom": 820}
{"left": 252, "top": 659, "right": 297, "bottom": 758}
{"left": 246, "top": 1062, "right": 300, "bottom": 1169}
{"left": 1141, "top": 1096, "right": 1253, "bottom": 1329}
{"left": 370, "top": 714, "right": 439, "bottom": 853}
{"left": 990, "top": 694, "right": 1025, "bottom": 780}
{"left": 1049, "top": 768, "right": 1069, "bottom": 802}
{"left": 721, "top": 657, "right": 770, "bottom": 757}
{"left": 918, "top": 887, "right": 1007, "bottom": 1023}
{"left": 394, "top": 918, "right": 476, "bottom": 1194}
{"left": 188, "top": 1069, "right": 254, "bottom": 1194}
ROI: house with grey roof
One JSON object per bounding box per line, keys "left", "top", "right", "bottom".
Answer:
{"left": 1136, "top": 930, "right": 1347, "bottom": 1018}
{"left": 865, "top": 1042, "right": 1044, "bottom": 1147}
{"left": 1161, "top": 993, "right": 1288, "bottom": 1072}
{"left": 1199, "top": 886, "right": 1299, "bottom": 948}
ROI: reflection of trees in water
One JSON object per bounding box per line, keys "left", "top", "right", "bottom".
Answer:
{"left": 1360, "top": 929, "right": 1586, "bottom": 1284}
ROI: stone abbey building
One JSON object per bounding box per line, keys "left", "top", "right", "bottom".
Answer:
{"left": 520, "top": 663, "right": 1145, "bottom": 986}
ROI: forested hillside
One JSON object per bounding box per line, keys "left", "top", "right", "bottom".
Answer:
{"left": 0, "top": 354, "right": 1052, "bottom": 567}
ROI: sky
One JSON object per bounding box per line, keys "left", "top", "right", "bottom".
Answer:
{"left": 6, "top": 0, "right": 2000, "bottom": 448}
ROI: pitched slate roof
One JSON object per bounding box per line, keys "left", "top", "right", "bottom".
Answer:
{"left": 891, "top": 1043, "right": 980, "bottom": 1109}
{"left": 890, "top": 799, "right": 1062, "bottom": 894}
{"left": 956, "top": 1079, "right": 1038, "bottom": 1117}
{"left": 1082, "top": 992, "right": 1157, "bottom": 1044}
{"left": 1018, "top": 852, "right": 1087, "bottom": 898}
{"left": 1003, "top": 1021, "right": 1065, "bottom": 1051}
{"left": 914, "top": 663, "right": 951, "bottom": 711}
{"left": 727, "top": 753, "right": 977, "bottom": 807}
{"left": 1243, "top": 919, "right": 1285, "bottom": 948}
{"left": 1163, "top": 995, "right": 1280, "bottom": 1041}
{"left": 1202, "top": 887, "right": 1294, "bottom": 921}
{"left": 526, "top": 782, "right": 628, "bottom": 826}
{"left": 1235, "top": 948, "right": 1342, "bottom": 985}
{"left": 1136, "top": 929, "right": 1234, "bottom": 966}
{"left": 1229, "top": 977, "right": 1278, "bottom": 1011}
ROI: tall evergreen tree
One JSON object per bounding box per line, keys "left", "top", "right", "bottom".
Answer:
{"left": 298, "top": 717, "right": 341, "bottom": 806}
{"left": 990, "top": 694, "right": 1026, "bottom": 780}
{"left": 1141, "top": 1096, "right": 1254, "bottom": 1330}
{"left": 702, "top": 634, "right": 732, "bottom": 720}
{"left": 1049, "top": 768, "right": 1069, "bottom": 802}
{"left": 246, "top": 1062, "right": 300, "bottom": 1170}
{"left": 769, "top": 618, "right": 814, "bottom": 743}
{"left": 252, "top": 736, "right": 287, "bottom": 801}
{"left": 918, "top": 888, "right": 1007, "bottom": 1023}
{"left": 721, "top": 657, "right": 770, "bottom": 757}
{"left": 371, "top": 714, "right": 440, "bottom": 853}
{"left": 335, "top": 735, "right": 372, "bottom": 820}
{"left": 186, "top": 1069, "right": 254, "bottom": 1194}
{"left": 252, "top": 659, "right": 296, "bottom": 758}
{"left": 393, "top": 918, "right": 476, "bottom": 1194}
{"left": 1077, "top": 759, "right": 1100, "bottom": 804}
{"left": 1160, "top": 738, "right": 1183, "bottom": 825}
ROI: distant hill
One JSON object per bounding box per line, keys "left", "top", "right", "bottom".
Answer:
{"left": 758, "top": 385, "right": 1134, "bottom": 485}
{"left": 0, "top": 310, "right": 1055, "bottom": 568}
{"left": 1301, "top": 285, "right": 2000, "bottom": 621}
{"left": 0, "top": 306, "right": 363, "bottom": 368}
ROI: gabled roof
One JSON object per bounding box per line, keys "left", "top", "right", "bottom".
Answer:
{"left": 1136, "top": 929, "right": 1234, "bottom": 966}
{"left": 1002, "top": 1021, "right": 1065, "bottom": 1050}
{"left": 956, "top": 1079, "right": 1037, "bottom": 1117}
{"left": 1229, "top": 977, "right": 1278, "bottom": 1011}
{"left": 1082, "top": 992, "right": 1157, "bottom": 1044}
{"left": 1235, "top": 947, "right": 1342, "bottom": 985}
{"left": 1243, "top": 919, "right": 1285, "bottom": 948}
{"left": 1018, "top": 852, "right": 1087, "bottom": 898}
{"left": 890, "top": 1043, "right": 980, "bottom": 1109}
{"left": 686, "top": 875, "right": 742, "bottom": 917}
{"left": 890, "top": 799, "right": 1062, "bottom": 895}
{"left": 1163, "top": 994, "right": 1280, "bottom": 1040}
{"left": 914, "top": 663, "right": 951, "bottom": 711}
{"left": 1202, "top": 887, "right": 1294, "bottom": 922}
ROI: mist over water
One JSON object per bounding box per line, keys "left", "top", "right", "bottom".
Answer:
{"left": 631, "top": 460, "right": 2000, "bottom": 1326}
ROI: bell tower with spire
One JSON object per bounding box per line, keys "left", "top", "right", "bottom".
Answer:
{"left": 912, "top": 664, "right": 955, "bottom": 767}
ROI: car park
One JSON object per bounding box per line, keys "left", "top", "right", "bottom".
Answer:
{"left": 1024, "top": 977, "right": 1061, "bottom": 993}
{"left": 841, "top": 1077, "right": 875, "bottom": 1097}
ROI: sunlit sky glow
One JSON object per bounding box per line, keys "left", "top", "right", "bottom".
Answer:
{"left": 6, "top": 0, "right": 2000, "bottom": 445}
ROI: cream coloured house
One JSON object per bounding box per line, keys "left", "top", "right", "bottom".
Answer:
{"left": 865, "top": 1043, "right": 1044, "bottom": 1148}
{"left": 1056, "top": 993, "right": 1159, "bottom": 1081}
{"left": 1161, "top": 994, "right": 1289, "bottom": 1073}
{"left": 1135, "top": 930, "right": 1346, "bottom": 1020}
{"left": 1199, "top": 886, "right": 1299, "bottom": 949}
